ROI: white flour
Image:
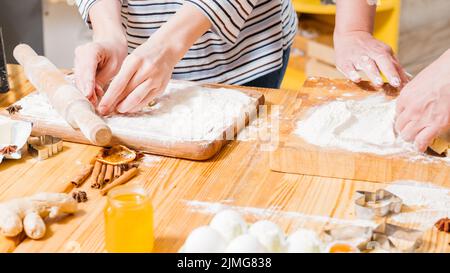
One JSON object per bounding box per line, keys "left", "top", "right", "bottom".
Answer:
{"left": 385, "top": 180, "right": 450, "bottom": 229}
{"left": 295, "top": 94, "right": 432, "bottom": 155}
{"left": 139, "top": 154, "right": 162, "bottom": 167}
{"left": 185, "top": 200, "right": 376, "bottom": 228}
{"left": 295, "top": 94, "right": 416, "bottom": 155}
{"left": 185, "top": 179, "right": 450, "bottom": 231}
{"left": 295, "top": 94, "right": 450, "bottom": 164}
{"left": 15, "top": 81, "right": 256, "bottom": 142}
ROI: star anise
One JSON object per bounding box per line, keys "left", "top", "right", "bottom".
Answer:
{"left": 5, "top": 104, "right": 22, "bottom": 115}
{"left": 0, "top": 145, "right": 18, "bottom": 155}
{"left": 435, "top": 217, "right": 450, "bottom": 233}
{"left": 72, "top": 191, "right": 88, "bottom": 203}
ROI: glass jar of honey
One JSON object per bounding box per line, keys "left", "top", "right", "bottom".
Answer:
{"left": 104, "top": 185, "right": 154, "bottom": 253}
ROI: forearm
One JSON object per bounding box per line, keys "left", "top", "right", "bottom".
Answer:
{"left": 89, "top": 0, "right": 126, "bottom": 43}
{"left": 144, "top": 2, "right": 212, "bottom": 65}
{"left": 335, "top": 0, "right": 376, "bottom": 35}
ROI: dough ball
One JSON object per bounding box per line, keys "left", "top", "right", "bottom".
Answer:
{"left": 182, "top": 226, "right": 227, "bottom": 253}
{"left": 209, "top": 209, "right": 247, "bottom": 242}
{"left": 286, "top": 229, "right": 321, "bottom": 253}
{"left": 226, "top": 234, "right": 267, "bottom": 253}
{"left": 248, "top": 220, "right": 286, "bottom": 252}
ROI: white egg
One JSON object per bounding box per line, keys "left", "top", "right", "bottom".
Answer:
{"left": 226, "top": 234, "right": 267, "bottom": 253}
{"left": 286, "top": 229, "right": 321, "bottom": 253}
{"left": 182, "top": 226, "right": 227, "bottom": 253}
{"left": 248, "top": 220, "right": 286, "bottom": 252}
{"left": 209, "top": 209, "right": 247, "bottom": 242}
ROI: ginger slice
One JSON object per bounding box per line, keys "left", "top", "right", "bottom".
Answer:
{"left": 96, "top": 145, "right": 137, "bottom": 165}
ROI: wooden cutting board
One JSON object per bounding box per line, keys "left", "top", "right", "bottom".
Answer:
{"left": 1, "top": 81, "right": 264, "bottom": 161}
{"left": 270, "top": 77, "right": 450, "bottom": 186}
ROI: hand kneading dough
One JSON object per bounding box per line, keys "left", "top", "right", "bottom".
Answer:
{"left": 286, "top": 229, "right": 321, "bottom": 253}
{"left": 209, "top": 209, "right": 247, "bottom": 242}
{"left": 226, "top": 234, "right": 267, "bottom": 253}
{"left": 248, "top": 220, "right": 286, "bottom": 252}
{"left": 181, "top": 226, "right": 227, "bottom": 253}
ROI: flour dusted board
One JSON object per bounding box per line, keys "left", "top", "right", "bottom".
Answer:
{"left": 270, "top": 78, "right": 450, "bottom": 185}
{"left": 2, "top": 80, "right": 264, "bottom": 160}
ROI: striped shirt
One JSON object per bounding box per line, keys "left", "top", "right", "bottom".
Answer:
{"left": 76, "top": 0, "right": 298, "bottom": 85}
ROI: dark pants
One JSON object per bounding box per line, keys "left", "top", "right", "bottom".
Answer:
{"left": 243, "top": 47, "right": 291, "bottom": 89}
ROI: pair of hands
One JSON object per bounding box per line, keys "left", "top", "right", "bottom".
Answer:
{"left": 335, "top": 31, "right": 450, "bottom": 152}
{"left": 75, "top": 29, "right": 449, "bottom": 152}
{"left": 74, "top": 37, "right": 175, "bottom": 116}
{"left": 73, "top": 1, "right": 209, "bottom": 117}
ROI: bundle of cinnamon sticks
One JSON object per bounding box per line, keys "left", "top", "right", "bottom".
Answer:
{"left": 69, "top": 147, "right": 140, "bottom": 196}
{"left": 90, "top": 161, "right": 139, "bottom": 195}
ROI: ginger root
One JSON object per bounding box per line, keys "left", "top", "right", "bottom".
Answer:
{"left": 0, "top": 193, "right": 77, "bottom": 239}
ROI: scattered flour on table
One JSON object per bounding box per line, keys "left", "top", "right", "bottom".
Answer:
{"left": 385, "top": 180, "right": 450, "bottom": 229}
{"left": 185, "top": 179, "right": 450, "bottom": 231}
{"left": 184, "top": 200, "right": 376, "bottom": 228}
{"left": 295, "top": 94, "right": 415, "bottom": 155}
{"left": 139, "top": 154, "right": 162, "bottom": 167}
{"left": 16, "top": 81, "right": 256, "bottom": 142}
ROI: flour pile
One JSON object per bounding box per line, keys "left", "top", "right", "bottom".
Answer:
{"left": 385, "top": 181, "right": 450, "bottom": 230}
{"left": 16, "top": 81, "right": 256, "bottom": 142}
{"left": 295, "top": 94, "right": 415, "bottom": 155}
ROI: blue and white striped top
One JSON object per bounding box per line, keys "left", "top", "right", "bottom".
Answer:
{"left": 76, "top": 0, "right": 298, "bottom": 85}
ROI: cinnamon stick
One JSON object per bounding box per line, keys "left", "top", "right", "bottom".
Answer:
{"left": 105, "top": 164, "right": 114, "bottom": 183}
{"left": 113, "top": 165, "right": 121, "bottom": 178}
{"left": 100, "top": 167, "right": 139, "bottom": 196}
{"left": 91, "top": 161, "right": 102, "bottom": 182}
{"left": 97, "top": 164, "right": 107, "bottom": 185}
{"left": 70, "top": 164, "right": 94, "bottom": 187}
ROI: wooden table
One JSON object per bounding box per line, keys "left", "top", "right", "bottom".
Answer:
{"left": 0, "top": 65, "right": 448, "bottom": 253}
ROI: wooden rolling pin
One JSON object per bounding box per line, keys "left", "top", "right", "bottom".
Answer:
{"left": 13, "top": 44, "right": 112, "bottom": 146}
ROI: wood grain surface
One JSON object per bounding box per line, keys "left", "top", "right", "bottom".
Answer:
{"left": 270, "top": 77, "right": 450, "bottom": 185}
{"left": 0, "top": 66, "right": 448, "bottom": 253}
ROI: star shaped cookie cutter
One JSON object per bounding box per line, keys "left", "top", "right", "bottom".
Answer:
{"left": 354, "top": 189, "right": 403, "bottom": 220}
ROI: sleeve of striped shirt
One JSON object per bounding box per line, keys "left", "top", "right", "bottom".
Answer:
{"left": 76, "top": 0, "right": 123, "bottom": 27}
{"left": 185, "top": 0, "right": 258, "bottom": 45}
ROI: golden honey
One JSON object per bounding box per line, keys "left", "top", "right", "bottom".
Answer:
{"left": 104, "top": 185, "right": 154, "bottom": 253}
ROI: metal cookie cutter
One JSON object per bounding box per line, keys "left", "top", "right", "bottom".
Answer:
{"left": 27, "top": 135, "right": 63, "bottom": 160}
{"left": 355, "top": 189, "right": 402, "bottom": 219}
{"left": 322, "top": 223, "right": 423, "bottom": 253}
{"left": 367, "top": 223, "right": 423, "bottom": 253}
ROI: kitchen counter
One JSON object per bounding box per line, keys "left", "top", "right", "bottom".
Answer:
{"left": 0, "top": 65, "right": 448, "bottom": 253}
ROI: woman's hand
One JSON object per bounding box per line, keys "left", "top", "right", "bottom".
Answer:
{"left": 334, "top": 31, "right": 408, "bottom": 87}
{"left": 97, "top": 42, "right": 176, "bottom": 115}
{"left": 334, "top": 0, "right": 408, "bottom": 87}
{"left": 73, "top": 0, "right": 127, "bottom": 106}
{"left": 97, "top": 2, "right": 211, "bottom": 115}
{"left": 74, "top": 38, "right": 128, "bottom": 106}
{"left": 395, "top": 50, "right": 450, "bottom": 152}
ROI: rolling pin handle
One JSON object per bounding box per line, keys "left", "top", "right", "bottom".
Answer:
{"left": 69, "top": 102, "right": 113, "bottom": 146}
{"left": 13, "top": 44, "right": 38, "bottom": 66}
